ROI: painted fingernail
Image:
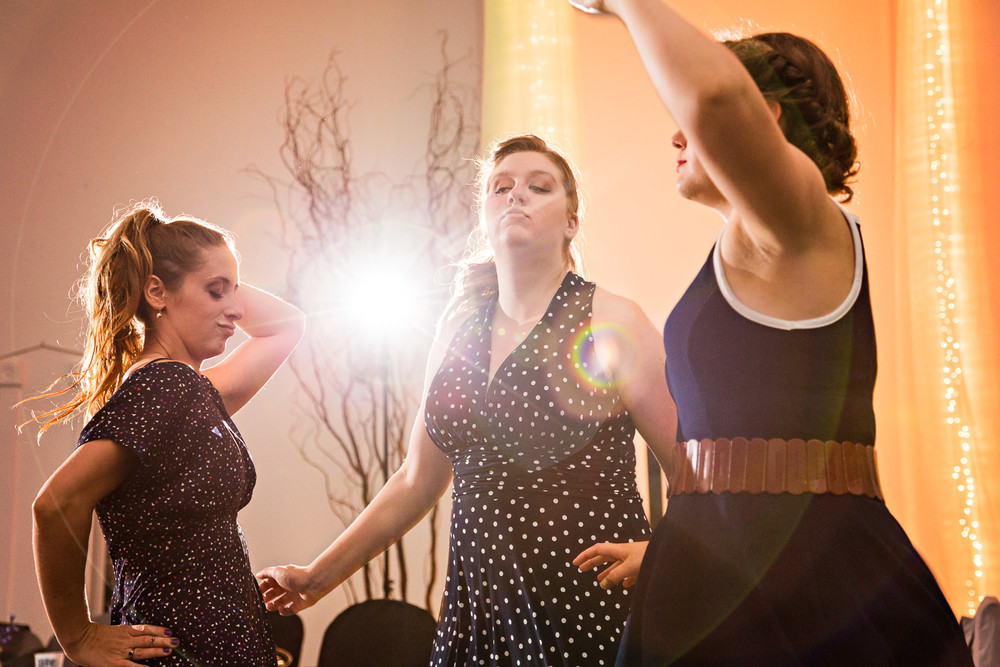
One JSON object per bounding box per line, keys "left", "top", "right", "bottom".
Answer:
{"left": 171, "top": 639, "right": 180, "bottom": 646}
{"left": 163, "top": 648, "right": 172, "bottom": 654}
{"left": 164, "top": 628, "right": 173, "bottom": 637}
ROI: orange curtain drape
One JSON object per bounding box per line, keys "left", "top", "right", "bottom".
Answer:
{"left": 894, "top": 0, "right": 1000, "bottom": 617}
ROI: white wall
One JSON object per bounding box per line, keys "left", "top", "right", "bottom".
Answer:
{"left": 1, "top": 2, "right": 482, "bottom": 664}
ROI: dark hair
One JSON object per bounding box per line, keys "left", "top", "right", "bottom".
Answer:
{"left": 724, "top": 32, "right": 859, "bottom": 201}
{"left": 27, "top": 199, "right": 234, "bottom": 436}
{"left": 445, "top": 134, "right": 585, "bottom": 321}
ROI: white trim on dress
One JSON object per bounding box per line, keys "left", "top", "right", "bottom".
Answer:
{"left": 712, "top": 204, "right": 863, "bottom": 331}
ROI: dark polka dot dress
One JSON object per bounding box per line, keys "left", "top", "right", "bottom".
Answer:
{"left": 79, "top": 360, "right": 277, "bottom": 666}
{"left": 425, "top": 273, "right": 651, "bottom": 666}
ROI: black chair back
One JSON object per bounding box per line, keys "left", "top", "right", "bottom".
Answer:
{"left": 316, "top": 599, "right": 437, "bottom": 667}
{"left": 266, "top": 610, "right": 305, "bottom": 666}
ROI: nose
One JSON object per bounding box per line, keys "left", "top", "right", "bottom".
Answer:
{"left": 227, "top": 294, "right": 245, "bottom": 321}
{"left": 507, "top": 183, "right": 526, "bottom": 205}
{"left": 671, "top": 129, "right": 686, "bottom": 150}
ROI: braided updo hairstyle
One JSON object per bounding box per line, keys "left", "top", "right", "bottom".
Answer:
{"left": 724, "top": 32, "right": 859, "bottom": 201}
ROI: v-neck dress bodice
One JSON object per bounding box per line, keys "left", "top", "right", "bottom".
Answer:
{"left": 424, "top": 272, "right": 651, "bottom": 666}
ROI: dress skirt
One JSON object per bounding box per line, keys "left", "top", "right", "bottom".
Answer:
{"left": 617, "top": 493, "right": 974, "bottom": 666}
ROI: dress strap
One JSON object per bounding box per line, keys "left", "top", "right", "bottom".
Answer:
{"left": 667, "top": 437, "right": 883, "bottom": 500}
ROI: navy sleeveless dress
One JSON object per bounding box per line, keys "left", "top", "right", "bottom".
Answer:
{"left": 617, "top": 215, "right": 973, "bottom": 665}
{"left": 425, "top": 272, "right": 651, "bottom": 666}
{"left": 79, "top": 361, "right": 277, "bottom": 666}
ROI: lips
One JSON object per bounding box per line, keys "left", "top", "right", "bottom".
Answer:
{"left": 503, "top": 207, "right": 529, "bottom": 220}
{"left": 219, "top": 324, "right": 236, "bottom": 336}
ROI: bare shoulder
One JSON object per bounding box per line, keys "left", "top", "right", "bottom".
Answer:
{"left": 421, "top": 307, "right": 476, "bottom": 390}
{"left": 591, "top": 285, "right": 649, "bottom": 330}
{"left": 430, "top": 310, "right": 471, "bottom": 357}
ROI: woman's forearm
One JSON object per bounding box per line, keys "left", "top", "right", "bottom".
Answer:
{"left": 303, "top": 461, "right": 451, "bottom": 598}
{"left": 32, "top": 491, "right": 95, "bottom": 649}
{"left": 236, "top": 284, "right": 306, "bottom": 341}
{"left": 610, "top": 0, "right": 762, "bottom": 133}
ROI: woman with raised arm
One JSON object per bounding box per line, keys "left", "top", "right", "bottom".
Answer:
{"left": 257, "top": 134, "right": 676, "bottom": 666}
{"left": 30, "top": 200, "right": 305, "bottom": 667}
{"left": 569, "top": 1, "right": 973, "bottom": 665}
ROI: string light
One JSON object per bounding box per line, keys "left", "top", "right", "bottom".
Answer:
{"left": 921, "top": 0, "right": 985, "bottom": 617}
{"left": 482, "top": 0, "right": 578, "bottom": 146}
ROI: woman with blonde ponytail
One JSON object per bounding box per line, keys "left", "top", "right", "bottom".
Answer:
{"left": 30, "top": 199, "right": 304, "bottom": 666}
{"left": 258, "top": 135, "right": 677, "bottom": 666}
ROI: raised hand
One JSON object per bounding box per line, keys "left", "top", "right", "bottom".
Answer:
{"left": 568, "top": 0, "right": 629, "bottom": 15}
{"left": 568, "top": 0, "right": 608, "bottom": 14}
{"left": 573, "top": 540, "right": 648, "bottom": 589}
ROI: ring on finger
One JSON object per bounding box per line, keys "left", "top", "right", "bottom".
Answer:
{"left": 127, "top": 649, "right": 134, "bottom": 658}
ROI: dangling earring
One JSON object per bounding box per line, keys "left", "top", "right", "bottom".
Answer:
{"left": 156, "top": 309, "right": 163, "bottom": 319}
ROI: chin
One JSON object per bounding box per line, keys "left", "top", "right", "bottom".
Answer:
{"left": 675, "top": 183, "right": 696, "bottom": 202}
{"left": 203, "top": 343, "right": 227, "bottom": 361}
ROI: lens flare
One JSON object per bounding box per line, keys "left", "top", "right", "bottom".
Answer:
{"left": 569, "top": 322, "right": 636, "bottom": 392}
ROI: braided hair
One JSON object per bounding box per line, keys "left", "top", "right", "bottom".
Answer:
{"left": 724, "top": 32, "right": 859, "bottom": 201}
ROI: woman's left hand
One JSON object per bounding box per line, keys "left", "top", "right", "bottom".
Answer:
{"left": 572, "top": 540, "right": 648, "bottom": 589}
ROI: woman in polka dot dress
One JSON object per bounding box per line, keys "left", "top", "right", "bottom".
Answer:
{"left": 258, "top": 135, "right": 676, "bottom": 666}
{"left": 31, "top": 200, "right": 305, "bottom": 666}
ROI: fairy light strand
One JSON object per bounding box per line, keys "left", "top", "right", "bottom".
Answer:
{"left": 483, "top": 0, "right": 578, "bottom": 148}
{"left": 922, "top": 0, "right": 984, "bottom": 616}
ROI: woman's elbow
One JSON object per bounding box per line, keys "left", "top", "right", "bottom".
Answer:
{"left": 32, "top": 486, "right": 64, "bottom": 528}
{"left": 32, "top": 483, "right": 90, "bottom": 530}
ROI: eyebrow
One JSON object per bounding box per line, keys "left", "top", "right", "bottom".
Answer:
{"left": 489, "top": 169, "right": 558, "bottom": 183}
{"left": 206, "top": 276, "right": 234, "bottom": 286}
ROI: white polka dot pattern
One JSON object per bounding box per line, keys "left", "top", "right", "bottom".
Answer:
{"left": 79, "top": 360, "right": 277, "bottom": 666}
{"left": 424, "top": 274, "right": 651, "bottom": 666}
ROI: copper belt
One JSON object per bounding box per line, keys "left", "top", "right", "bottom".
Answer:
{"left": 667, "top": 437, "right": 883, "bottom": 500}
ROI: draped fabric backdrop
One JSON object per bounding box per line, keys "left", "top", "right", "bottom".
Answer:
{"left": 894, "top": 0, "right": 1000, "bottom": 617}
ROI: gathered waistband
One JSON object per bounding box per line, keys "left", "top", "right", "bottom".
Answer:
{"left": 667, "top": 437, "right": 883, "bottom": 500}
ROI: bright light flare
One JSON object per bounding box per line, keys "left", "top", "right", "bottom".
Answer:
{"left": 343, "top": 264, "right": 421, "bottom": 341}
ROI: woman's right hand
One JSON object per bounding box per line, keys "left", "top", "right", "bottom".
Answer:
{"left": 62, "top": 622, "right": 176, "bottom": 666}
{"left": 256, "top": 564, "right": 323, "bottom": 615}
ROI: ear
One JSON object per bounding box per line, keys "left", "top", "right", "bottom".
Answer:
{"left": 565, "top": 212, "right": 580, "bottom": 241}
{"left": 767, "top": 99, "right": 783, "bottom": 123}
{"left": 144, "top": 275, "right": 167, "bottom": 313}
